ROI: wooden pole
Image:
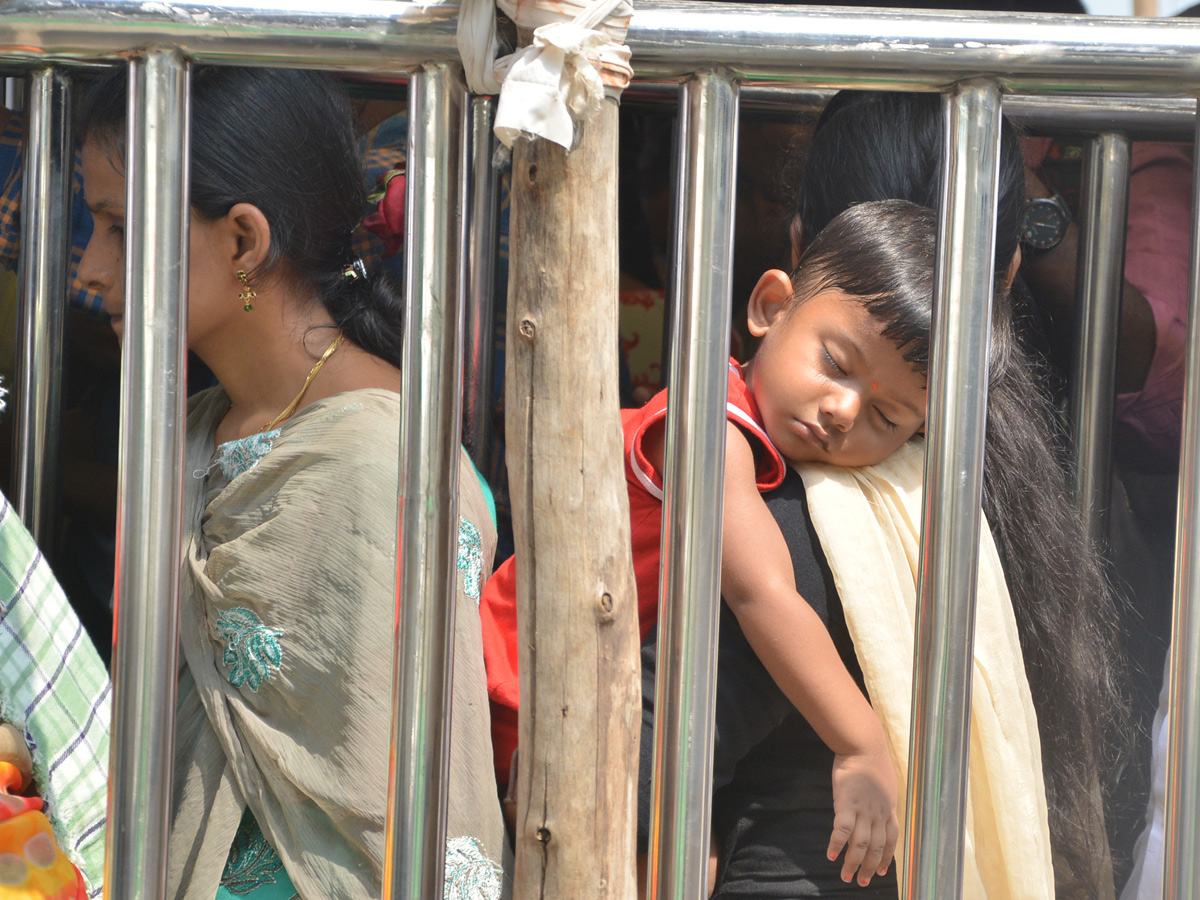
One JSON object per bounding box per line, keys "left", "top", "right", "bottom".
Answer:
{"left": 505, "top": 97, "right": 641, "bottom": 900}
{"left": 1134, "top": 0, "right": 1158, "bottom": 16}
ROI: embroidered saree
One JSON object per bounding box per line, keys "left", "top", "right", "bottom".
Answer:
{"left": 170, "top": 387, "right": 510, "bottom": 900}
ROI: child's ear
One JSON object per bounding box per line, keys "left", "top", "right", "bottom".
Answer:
{"left": 224, "top": 202, "right": 272, "bottom": 274}
{"left": 747, "top": 269, "right": 794, "bottom": 339}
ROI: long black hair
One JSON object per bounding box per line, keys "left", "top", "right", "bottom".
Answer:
{"left": 796, "top": 90, "right": 1128, "bottom": 900}
{"left": 77, "top": 66, "right": 404, "bottom": 369}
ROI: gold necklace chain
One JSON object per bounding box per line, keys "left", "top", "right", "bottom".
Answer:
{"left": 260, "top": 332, "right": 346, "bottom": 433}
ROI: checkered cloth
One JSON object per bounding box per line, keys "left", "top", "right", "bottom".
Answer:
{"left": 0, "top": 491, "right": 110, "bottom": 898}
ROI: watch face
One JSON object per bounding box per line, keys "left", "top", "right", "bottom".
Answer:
{"left": 1022, "top": 197, "right": 1068, "bottom": 251}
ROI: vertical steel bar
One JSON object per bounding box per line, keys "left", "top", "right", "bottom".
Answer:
{"left": 14, "top": 67, "right": 72, "bottom": 544}
{"left": 1069, "top": 132, "right": 1131, "bottom": 548}
{"left": 1161, "top": 108, "right": 1200, "bottom": 900}
{"left": 646, "top": 68, "right": 739, "bottom": 900}
{"left": 902, "top": 80, "right": 1001, "bottom": 900}
{"left": 105, "top": 50, "right": 190, "bottom": 900}
{"left": 385, "top": 62, "right": 467, "bottom": 900}
{"left": 5, "top": 77, "right": 24, "bottom": 112}
{"left": 462, "top": 95, "right": 499, "bottom": 471}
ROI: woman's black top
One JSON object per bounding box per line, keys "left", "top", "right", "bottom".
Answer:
{"left": 637, "top": 468, "right": 898, "bottom": 898}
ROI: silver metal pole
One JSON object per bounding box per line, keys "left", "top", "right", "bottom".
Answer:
{"left": 646, "top": 68, "right": 738, "bottom": 900}
{"left": 903, "top": 80, "right": 1001, "bottom": 900}
{"left": 5, "top": 76, "right": 23, "bottom": 111}
{"left": 0, "top": 0, "right": 460, "bottom": 72}
{"left": 105, "top": 50, "right": 190, "bottom": 900}
{"left": 1161, "top": 107, "right": 1200, "bottom": 900}
{"left": 624, "top": 87, "right": 1200, "bottom": 144}
{"left": 14, "top": 67, "right": 71, "bottom": 544}
{"left": 1069, "top": 132, "right": 1131, "bottom": 548}
{"left": 462, "top": 95, "right": 499, "bottom": 471}
{"left": 385, "top": 62, "right": 466, "bottom": 900}
{"left": 625, "top": 5, "right": 1200, "bottom": 89}
{"left": 1005, "top": 94, "right": 1197, "bottom": 141}
{"left": 4, "top": 4, "right": 1200, "bottom": 95}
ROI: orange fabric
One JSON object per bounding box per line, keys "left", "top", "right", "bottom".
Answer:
{"left": 0, "top": 762, "right": 86, "bottom": 900}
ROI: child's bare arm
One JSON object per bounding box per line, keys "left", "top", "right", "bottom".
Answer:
{"left": 720, "top": 424, "right": 898, "bottom": 884}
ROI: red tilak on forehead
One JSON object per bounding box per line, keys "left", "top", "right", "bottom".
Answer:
{"left": 872, "top": 381, "right": 879, "bottom": 392}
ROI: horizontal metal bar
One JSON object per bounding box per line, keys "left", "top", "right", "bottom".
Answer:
{"left": 627, "top": 4, "right": 1200, "bottom": 90}
{"left": 630, "top": 84, "right": 1200, "bottom": 141}
{"left": 1005, "top": 94, "right": 1197, "bottom": 140}
{"left": 0, "top": 0, "right": 458, "bottom": 72}
{"left": 4, "top": 3, "right": 1200, "bottom": 92}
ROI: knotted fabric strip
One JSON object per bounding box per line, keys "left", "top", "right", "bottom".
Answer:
{"left": 457, "top": 0, "right": 633, "bottom": 150}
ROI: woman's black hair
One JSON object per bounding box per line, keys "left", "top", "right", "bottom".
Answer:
{"left": 794, "top": 91, "right": 1128, "bottom": 900}
{"left": 790, "top": 199, "right": 936, "bottom": 372}
{"left": 77, "top": 66, "right": 404, "bottom": 368}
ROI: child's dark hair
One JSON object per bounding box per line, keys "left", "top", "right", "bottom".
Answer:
{"left": 790, "top": 199, "right": 937, "bottom": 373}
{"left": 77, "top": 66, "right": 404, "bottom": 368}
{"left": 794, "top": 90, "right": 1128, "bottom": 900}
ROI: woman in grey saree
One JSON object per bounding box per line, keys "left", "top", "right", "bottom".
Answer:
{"left": 77, "top": 67, "right": 510, "bottom": 899}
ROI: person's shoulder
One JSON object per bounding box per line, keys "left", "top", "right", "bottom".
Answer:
{"left": 187, "top": 385, "right": 230, "bottom": 423}
{"left": 285, "top": 389, "right": 399, "bottom": 441}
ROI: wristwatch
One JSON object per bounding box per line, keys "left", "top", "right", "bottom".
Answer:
{"left": 1021, "top": 193, "right": 1071, "bottom": 252}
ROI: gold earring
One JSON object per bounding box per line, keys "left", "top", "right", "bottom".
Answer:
{"left": 237, "top": 269, "right": 257, "bottom": 312}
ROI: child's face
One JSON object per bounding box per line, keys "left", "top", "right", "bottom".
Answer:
{"left": 746, "top": 275, "right": 927, "bottom": 468}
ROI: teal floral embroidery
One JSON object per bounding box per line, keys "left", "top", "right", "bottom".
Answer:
{"left": 216, "top": 429, "right": 280, "bottom": 481}
{"left": 216, "top": 608, "right": 283, "bottom": 692}
{"left": 457, "top": 518, "right": 483, "bottom": 603}
{"left": 218, "top": 813, "right": 299, "bottom": 897}
{"left": 443, "top": 836, "right": 502, "bottom": 900}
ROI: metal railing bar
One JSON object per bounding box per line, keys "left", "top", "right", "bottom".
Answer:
{"left": 106, "top": 48, "right": 190, "bottom": 900}
{"left": 462, "top": 95, "right": 499, "bottom": 472}
{"left": 385, "top": 61, "right": 467, "bottom": 900}
{"left": 1006, "top": 94, "right": 1197, "bottom": 140}
{"left": 0, "top": 0, "right": 458, "bottom": 71}
{"left": 626, "top": 4, "right": 1200, "bottom": 89}
{"left": 627, "top": 85, "right": 1200, "bottom": 142}
{"left": 904, "top": 79, "right": 1001, "bottom": 900}
{"left": 14, "top": 67, "right": 71, "bottom": 545}
{"left": 1161, "top": 101, "right": 1200, "bottom": 900}
{"left": 646, "top": 69, "right": 739, "bottom": 900}
{"left": 1070, "top": 133, "right": 1131, "bottom": 549}
{"left": 2, "top": 3, "right": 1200, "bottom": 94}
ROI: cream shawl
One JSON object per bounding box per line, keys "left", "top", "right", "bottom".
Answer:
{"left": 797, "top": 441, "right": 1054, "bottom": 900}
{"left": 169, "top": 387, "right": 510, "bottom": 900}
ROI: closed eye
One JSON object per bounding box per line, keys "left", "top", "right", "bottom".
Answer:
{"left": 876, "top": 408, "right": 898, "bottom": 431}
{"left": 822, "top": 347, "right": 845, "bottom": 376}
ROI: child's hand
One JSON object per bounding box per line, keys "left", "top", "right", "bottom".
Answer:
{"left": 828, "top": 744, "right": 898, "bottom": 887}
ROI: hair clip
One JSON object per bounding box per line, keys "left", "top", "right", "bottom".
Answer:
{"left": 342, "top": 258, "right": 368, "bottom": 282}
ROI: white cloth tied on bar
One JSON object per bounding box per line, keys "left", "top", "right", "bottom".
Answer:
{"left": 456, "top": 0, "right": 633, "bottom": 150}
